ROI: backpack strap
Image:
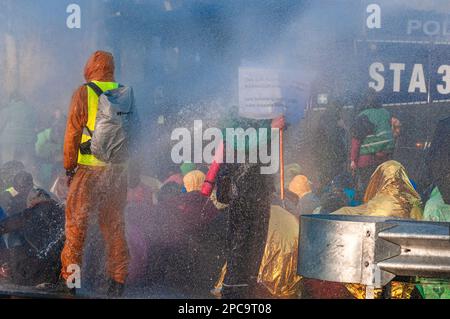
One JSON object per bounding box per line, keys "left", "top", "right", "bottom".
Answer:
{"left": 85, "top": 82, "right": 104, "bottom": 97}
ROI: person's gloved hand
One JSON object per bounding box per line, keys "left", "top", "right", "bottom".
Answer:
{"left": 66, "top": 169, "right": 76, "bottom": 187}
{"left": 271, "top": 116, "right": 286, "bottom": 130}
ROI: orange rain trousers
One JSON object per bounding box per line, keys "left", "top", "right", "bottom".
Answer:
{"left": 61, "top": 165, "right": 129, "bottom": 284}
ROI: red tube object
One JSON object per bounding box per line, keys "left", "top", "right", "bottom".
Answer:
{"left": 201, "top": 140, "right": 224, "bottom": 197}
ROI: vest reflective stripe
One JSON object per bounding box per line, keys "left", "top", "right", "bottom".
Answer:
{"left": 359, "top": 108, "right": 395, "bottom": 156}
{"left": 77, "top": 81, "right": 119, "bottom": 166}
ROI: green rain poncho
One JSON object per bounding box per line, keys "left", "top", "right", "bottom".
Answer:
{"left": 417, "top": 187, "right": 450, "bottom": 299}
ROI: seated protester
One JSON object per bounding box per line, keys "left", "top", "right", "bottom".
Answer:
{"left": 0, "top": 171, "right": 34, "bottom": 217}
{"left": 0, "top": 188, "right": 65, "bottom": 287}
{"left": 333, "top": 160, "right": 423, "bottom": 299}
{"left": 0, "top": 161, "right": 25, "bottom": 193}
{"left": 214, "top": 201, "right": 302, "bottom": 298}
{"left": 146, "top": 182, "right": 183, "bottom": 286}
{"left": 125, "top": 177, "right": 154, "bottom": 287}
{"left": 179, "top": 170, "right": 219, "bottom": 232}
{"left": 416, "top": 187, "right": 450, "bottom": 299}
{"left": 0, "top": 171, "right": 34, "bottom": 249}
{"left": 287, "top": 175, "right": 320, "bottom": 216}
{"left": 316, "top": 185, "right": 348, "bottom": 215}
{"left": 332, "top": 173, "right": 361, "bottom": 207}
{"left": 334, "top": 161, "right": 422, "bottom": 219}
{"left": 274, "top": 163, "right": 302, "bottom": 196}
{"left": 150, "top": 172, "right": 220, "bottom": 293}
{"left": 314, "top": 174, "right": 361, "bottom": 215}
{"left": 175, "top": 170, "right": 221, "bottom": 293}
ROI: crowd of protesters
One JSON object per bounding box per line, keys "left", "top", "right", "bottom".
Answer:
{"left": 0, "top": 51, "right": 448, "bottom": 299}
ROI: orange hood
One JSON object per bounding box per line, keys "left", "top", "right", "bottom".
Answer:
{"left": 84, "top": 51, "right": 115, "bottom": 82}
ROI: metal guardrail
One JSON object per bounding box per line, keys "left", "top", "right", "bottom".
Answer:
{"left": 298, "top": 215, "right": 450, "bottom": 290}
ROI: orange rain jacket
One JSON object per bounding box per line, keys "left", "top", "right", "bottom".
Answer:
{"left": 63, "top": 51, "right": 115, "bottom": 171}
{"left": 61, "top": 51, "right": 129, "bottom": 284}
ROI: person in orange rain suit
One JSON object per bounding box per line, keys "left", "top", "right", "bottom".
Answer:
{"left": 60, "top": 51, "right": 129, "bottom": 297}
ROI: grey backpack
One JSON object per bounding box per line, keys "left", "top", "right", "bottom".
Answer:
{"left": 83, "top": 82, "right": 137, "bottom": 163}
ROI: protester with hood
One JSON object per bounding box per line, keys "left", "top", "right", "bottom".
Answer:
{"left": 0, "top": 188, "right": 64, "bottom": 287}
{"left": 180, "top": 170, "right": 219, "bottom": 230}
{"left": 0, "top": 161, "right": 25, "bottom": 192}
{"left": 334, "top": 160, "right": 422, "bottom": 219}
{"left": 60, "top": 51, "right": 131, "bottom": 297}
{"left": 0, "top": 171, "right": 34, "bottom": 218}
{"left": 180, "top": 170, "right": 221, "bottom": 293}
{"left": 183, "top": 170, "right": 205, "bottom": 192}
{"left": 274, "top": 163, "right": 302, "bottom": 196}
{"left": 0, "top": 170, "right": 34, "bottom": 255}
{"left": 333, "top": 160, "right": 422, "bottom": 299}
{"left": 350, "top": 89, "right": 395, "bottom": 200}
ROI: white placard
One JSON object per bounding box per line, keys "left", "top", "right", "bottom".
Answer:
{"left": 238, "top": 67, "right": 306, "bottom": 120}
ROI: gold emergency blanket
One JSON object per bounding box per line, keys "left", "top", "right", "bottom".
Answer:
{"left": 334, "top": 160, "right": 422, "bottom": 299}
{"left": 345, "top": 282, "right": 414, "bottom": 299}
{"left": 215, "top": 205, "right": 302, "bottom": 298}
{"left": 334, "top": 160, "right": 422, "bottom": 219}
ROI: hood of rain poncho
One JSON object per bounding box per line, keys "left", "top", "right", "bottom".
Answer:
{"left": 334, "top": 161, "right": 422, "bottom": 220}
{"left": 416, "top": 186, "right": 450, "bottom": 299}
{"left": 180, "top": 162, "right": 196, "bottom": 176}
{"left": 333, "top": 160, "right": 421, "bottom": 299}
{"left": 423, "top": 187, "right": 450, "bottom": 222}
{"left": 183, "top": 170, "right": 205, "bottom": 193}
{"left": 220, "top": 109, "right": 272, "bottom": 154}
{"left": 84, "top": 51, "right": 115, "bottom": 82}
{"left": 288, "top": 175, "right": 312, "bottom": 199}
{"left": 214, "top": 205, "right": 301, "bottom": 298}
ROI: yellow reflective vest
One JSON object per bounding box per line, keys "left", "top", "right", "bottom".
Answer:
{"left": 77, "top": 81, "right": 119, "bottom": 166}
